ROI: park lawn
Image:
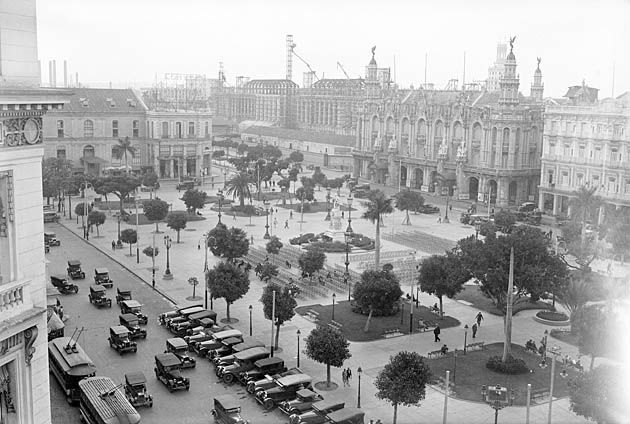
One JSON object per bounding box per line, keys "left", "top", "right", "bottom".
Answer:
{"left": 454, "top": 285, "right": 553, "bottom": 316}
{"left": 125, "top": 211, "right": 206, "bottom": 226}
{"left": 426, "top": 343, "right": 580, "bottom": 406}
{"left": 278, "top": 202, "right": 357, "bottom": 214}
{"left": 296, "top": 300, "right": 459, "bottom": 342}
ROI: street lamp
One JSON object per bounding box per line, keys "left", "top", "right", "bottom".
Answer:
{"left": 296, "top": 329, "right": 301, "bottom": 368}
{"left": 163, "top": 235, "right": 172, "bottom": 279}
{"left": 134, "top": 194, "right": 140, "bottom": 263}
{"left": 223, "top": 169, "right": 228, "bottom": 188}
{"left": 346, "top": 195, "right": 354, "bottom": 233}
{"left": 249, "top": 305, "right": 253, "bottom": 336}
{"left": 464, "top": 324, "right": 469, "bottom": 354}
{"left": 217, "top": 189, "right": 225, "bottom": 226}
{"left": 263, "top": 200, "right": 271, "bottom": 240}
{"left": 325, "top": 186, "right": 332, "bottom": 221}
{"left": 357, "top": 367, "right": 362, "bottom": 408}
{"left": 481, "top": 384, "right": 515, "bottom": 424}
{"left": 541, "top": 329, "right": 549, "bottom": 364}
{"left": 444, "top": 184, "right": 456, "bottom": 223}
{"left": 543, "top": 346, "right": 563, "bottom": 424}
{"left": 344, "top": 230, "right": 352, "bottom": 301}
{"left": 332, "top": 293, "right": 336, "bottom": 321}
{"left": 475, "top": 221, "right": 481, "bottom": 240}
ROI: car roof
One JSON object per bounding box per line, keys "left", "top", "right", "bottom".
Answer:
{"left": 296, "top": 388, "right": 318, "bottom": 398}
{"left": 214, "top": 395, "right": 240, "bottom": 411}
{"left": 232, "top": 339, "right": 263, "bottom": 352}
{"left": 221, "top": 337, "right": 243, "bottom": 346}
{"left": 120, "top": 313, "right": 138, "bottom": 323}
{"left": 90, "top": 285, "right": 106, "bottom": 292}
{"left": 117, "top": 288, "right": 131, "bottom": 294}
{"left": 213, "top": 329, "right": 242, "bottom": 340}
{"left": 67, "top": 260, "right": 81, "bottom": 266}
{"left": 122, "top": 300, "right": 142, "bottom": 308}
{"left": 167, "top": 338, "right": 188, "bottom": 349}
{"left": 254, "top": 357, "right": 284, "bottom": 367}
{"left": 110, "top": 325, "right": 129, "bottom": 335}
{"left": 95, "top": 267, "right": 109, "bottom": 274}
{"left": 197, "top": 318, "right": 214, "bottom": 326}
{"left": 44, "top": 231, "right": 56, "bottom": 236}
{"left": 233, "top": 347, "right": 269, "bottom": 360}
{"left": 189, "top": 310, "right": 217, "bottom": 321}
{"left": 277, "top": 373, "right": 312, "bottom": 387}
{"left": 312, "top": 398, "right": 344, "bottom": 412}
{"left": 327, "top": 408, "right": 365, "bottom": 422}
{"left": 125, "top": 372, "right": 146, "bottom": 385}
{"left": 155, "top": 353, "right": 181, "bottom": 366}
{"left": 179, "top": 306, "right": 205, "bottom": 316}
{"left": 51, "top": 274, "right": 68, "bottom": 280}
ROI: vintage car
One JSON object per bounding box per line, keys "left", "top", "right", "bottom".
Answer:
{"left": 176, "top": 180, "right": 195, "bottom": 191}
{"left": 211, "top": 395, "right": 251, "bottom": 424}
{"left": 279, "top": 388, "right": 325, "bottom": 416}
{"left": 183, "top": 318, "right": 216, "bottom": 337}
{"left": 324, "top": 408, "right": 365, "bottom": 424}
{"left": 216, "top": 347, "right": 270, "bottom": 384}
{"left": 158, "top": 304, "right": 203, "bottom": 326}
{"left": 43, "top": 208, "right": 60, "bottom": 223}
{"left": 124, "top": 371, "right": 153, "bottom": 408}
{"left": 209, "top": 337, "right": 253, "bottom": 360}
{"left": 246, "top": 367, "right": 303, "bottom": 394}
{"left": 165, "top": 338, "right": 196, "bottom": 369}
{"left": 120, "top": 300, "right": 148, "bottom": 325}
{"left": 417, "top": 204, "right": 440, "bottom": 214}
{"left": 194, "top": 329, "right": 243, "bottom": 357}
{"left": 154, "top": 353, "right": 190, "bottom": 392}
{"left": 164, "top": 306, "right": 207, "bottom": 329}
{"left": 66, "top": 260, "right": 85, "bottom": 279}
{"left": 116, "top": 288, "right": 133, "bottom": 304}
{"left": 170, "top": 309, "right": 216, "bottom": 336}
{"left": 94, "top": 267, "right": 114, "bottom": 288}
{"left": 212, "top": 338, "right": 264, "bottom": 364}
{"left": 50, "top": 275, "right": 79, "bottom": 295}
{"left": 287, "top": 399, "right": 346, "bottom": 424}
{"left": 184, "top": 331, "right": 216, "bottom": 348}
{"left": 88, "top": 285, "right": 112, "bottom": 307}
{"left": 119, "top": 314, "right": 147, "bottom": 340}
{"left": 44, "top": 231, "right": 61, "bottom": 246}
{"left": 255, "top": 373, "right": 314, "bottom": 410}
{"left": 108, "top": 326, "right": 137, "bottom": 355}
{"left": 238, "top": 357, "right": 286, "bottom": 386}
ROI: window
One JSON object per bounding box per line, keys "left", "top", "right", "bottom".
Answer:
{"left": 561, "top": 171, "right": 569, "bottom": 186}
{"left": 576, "top": 173, "right": 584, "bottom": 186}
{"left": 84, "top": 120, "right": 94, "bottom": 138}
{"left": 625, "top": 178, "right": 630, "bottom": 194}
{"left": 188, "top": 122, "right": 195, "bottom": 137}
{"left": 204, "top": 122, "right": 209, "bottom": 137}
{"left": 594, "top": 146, "right": 602, "bottom": 161}
{"left": 56, "top": 148, "right": 66, "bottom": 159}
{"left": 551, "top": 121, "right": 558, "bottom": 133}
{"left": 112, "top": 120, "right": 119, "bottom": 138}
{"left": 547, "top": 170, "right": 554, "bottom": 184}
{"left": 610, "top": 147, "right": 619, "bottom": 162}
{"left": 578, "top": 145, "right": 585, "bottom": 158}
{"left": 133, "top": 120, "right": 139, "bottom": 138}
{"left": 563, "top": 144, "right": 571, "bottom": 158}
{"left": 83, "top": 145, "right": 95, "bottom": 158}
{"left": 548, "top": 142, "right": 556, "bottom": 156}
{"left": 608, "top": 176, "right": 617, "bottom": 193}
{"left": 162, "top": 122, "right": 169, "bottom": 138}
{"left": 159, "top": 145, "right": 170, "bottom": 157}
{"left": 173, "top": 145, "right": 184, "bottom": 156}
{"left": 592, "top": 174, "right": 600, "bottom": 187}
{"left": 176, "top": 122, "right": 183, "bottom": 138}
{"left": 57, "top": 120, "right": 64, "bottom": 138}
{"left": 580, "top": 123, "right": 586, "bottom": 136}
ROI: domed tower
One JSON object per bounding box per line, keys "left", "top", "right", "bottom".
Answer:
{"left": 530, "top": 57, "right": 544, "bottom": 102}
{"left": 499, "top": 36, "right": 520, "bottom": 106}
{"left": 365, "top": 46, "right": 380, "bottom": 99}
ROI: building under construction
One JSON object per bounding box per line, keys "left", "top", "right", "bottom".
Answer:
{"left": 143, "top": 73, "right": 220, "bottom": 111}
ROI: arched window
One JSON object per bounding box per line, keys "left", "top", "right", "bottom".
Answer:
{"left": 84, "top": 120, "right": 94, "bottom": 138}
{"left": 416, "top": 119, "right": 427, "bottom": 158}
{"left": 83, "top": 145, "right": 95, "bottom": 158}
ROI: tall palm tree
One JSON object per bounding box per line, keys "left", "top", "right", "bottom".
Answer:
{"left": 362, "top": 189, "right": 394, "bottom": 268}
{"left": 225, "top": 171, "right": 253, "bottom": 207}
{"left": 570, "top": 185, "right": 602, "bottom": 241}
{"left": 112, "top": 137, "right": 136, "bottom": 173}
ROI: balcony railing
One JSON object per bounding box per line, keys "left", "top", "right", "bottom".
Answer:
{"left": 0, "top": 279, "right": 32, "bottom": 320}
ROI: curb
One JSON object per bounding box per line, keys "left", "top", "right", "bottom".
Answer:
{"left": 58, "top": 221, "right": 178, "bottom": 306}
{"left": 533, "top": 314, "right": 570, "bottom": 326}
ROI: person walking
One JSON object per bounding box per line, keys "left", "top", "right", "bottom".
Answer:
{"left": 433, "top": 325, "right": 441, "bottom": 342}
{"left": 289, "top": 210, "right": 293, "bottom": 219}
{"left": 341, "top": 369, "right": 348, "bottom": 387}
{"left": 475, "top": 312, "right": 484, "bottom": 327}
{"left": 273, "top": 217, "right": 278, "bottom": 228}
{"left": 346, "top": 368, "right": 352, "bottom": 385}
{"left": 472, "top": 322, "right": 478, "bottom": 338}
{"left": 250, "top": 235, "right": 254, "bottom": 245}
{"left": 437, "top": 216, "right": 442, "bottom": 224}
{"left": 111, "top": 240, "right": 116, "bottom": 251}
{"left": 284, "top": 220, "right": 289, "bottom": 229}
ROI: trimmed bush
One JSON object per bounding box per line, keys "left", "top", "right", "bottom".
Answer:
{"left": 486, "top": 355, "right": 530, "bottom": 375}
{"left": 295, "top": 202, "right": 311, "bottom": 212}
{"left": 289, "top": 233, "right": 315, "bottom": 245}
{"left": 303, "top": 241, "right": 347, "bottom": 253}
{"left": 536, "top": 310, "right": 569, "bottom": 321}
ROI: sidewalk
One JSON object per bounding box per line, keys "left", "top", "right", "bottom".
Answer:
{"left": 53, "top": 181, "right": 590, "bottom": 424}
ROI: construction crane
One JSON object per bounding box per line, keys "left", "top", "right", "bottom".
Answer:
{"left": 287, "top": 37, "right": 319, "bottom": 82}
{"left": 336, "top": 62, "right": 351, "bottom": 80}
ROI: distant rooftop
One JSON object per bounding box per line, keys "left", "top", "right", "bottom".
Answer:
{"left": 242, "top": 125, "right": 354, "bottom": 147}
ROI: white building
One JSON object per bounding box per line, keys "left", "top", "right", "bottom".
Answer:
{"left": 0, "top": 2, "right": 70, "bottom": 423}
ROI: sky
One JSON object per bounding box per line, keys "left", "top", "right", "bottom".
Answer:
{"left": 36, "top": 0, "right": 630, "bottom": 98}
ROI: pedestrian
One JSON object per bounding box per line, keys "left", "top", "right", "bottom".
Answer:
{"left": 233, "top": 212, "right": 236, "bottom": 220}
{"left": 111, "top": 240, "right": 116, "bottom": 251}
{"left": 290, "top": 210, "right": 293, "bottom": 219}
{"left": 437, "top": 216, "right": 442, "bottom": 224}
{"left": 341, "top": 369, "right": 348, "bottom": 387}
{"left": 433, "top": 325, "right": 441, "bottom": 342}
{"left": 274, "top": 217, "right": 278, "bottom": 228}
{"left": 57, "top": 305, "right": 64, "bottom": 320}
{"left": 607, "top": 261, "right": 613, "bottom": 275}
{"left": 449, "top": 204, "right": 452, "bottom": 211}
{"left": 472, "top": 322, "right": 478, "bottom": 338}
{"left": 284, "top": 220, "right": 289, "bottom": 229}
{"left": 342, "top": 211, "right": 345, "bottom": 219}
{"left": 346, "top": 368, "right": 352, "bottom": 383}
{"left": 476, "top": 312, "right": 484, "bottom": 327}
{"left": 250, "top": 235, "right": 254, "bottom": 245}
{"left": 197, "top": 242, "right": 200, "bottom": 250}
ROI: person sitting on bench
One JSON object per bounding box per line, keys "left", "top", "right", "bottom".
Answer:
{"left": 431, "top": 303, "right": 440, "bottom": 313}
{"left": 440, "top": 344, "right": 449, "bottom": 355}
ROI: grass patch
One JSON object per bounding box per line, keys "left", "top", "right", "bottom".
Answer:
{"left": 125, "top": 211, "right": 206, "bottom": 225}
{"left": 426, "top": 343, "right": 580, "bottom": 405}
{"left": 454, "top": 285, "right": 553, "bottom": 316}
{"left": 296, "top": 300, "right": 460, "bottom": 342}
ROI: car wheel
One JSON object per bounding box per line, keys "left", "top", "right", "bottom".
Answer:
{"left": 74, "top": 287, "right": 78, "bottom": 294}
{"left": 186, "top": 385, "right": 190, "bottom": 391}
{"left": 223, "top": 373, "right": 234, "bottom": 384}
{"left": 263, "top": 399, "right": 275, "bottom": 410}
{"left": 168, "top": 387, "right": 173, "bottom": 393}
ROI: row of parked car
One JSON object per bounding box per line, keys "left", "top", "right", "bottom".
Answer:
{"left": 156, "top": 304, "right": 366, "bottom": 424}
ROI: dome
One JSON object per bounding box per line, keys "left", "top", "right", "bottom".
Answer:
{"left": 369, "top": 57, "right": 377, "bottom": 66}
{"left": 534, "top": 67, "right": 542, "bottom": 75}
{"left": 506, "top": 51, "right": 516, "bottom": 61}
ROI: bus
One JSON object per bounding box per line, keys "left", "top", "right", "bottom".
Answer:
{"left": 48, "top": 336, "right": 96, "bottom": 404}
{"left": 79, "top": 376, "right": 141, "bottom": 424}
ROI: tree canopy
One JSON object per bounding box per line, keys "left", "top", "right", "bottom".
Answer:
{"left": 143, "top": 198, "right": 169, "bottom": 233}
{"left": 571, "top": 304, "right": 610, "bottom": 370}
{"left": 120, "top": 228, "right": 137, "bottom": 256}
{"left": 182, "top": 189, "right": 207, "bottom": 214}
{"left": 207, "top": 224, "right": 250, "bottom": 262}
{"left": 225, "top": 172, "right": 253, "bottom": 207}
{"left": 91, "top": 176, "right": 141, "bottom": 213}
{"left": 260, "top": 283, "right": 297, "bottom": 348}
{"left": 305, "top": 324, "right": 351, "bottom": 387}
{"left": 395, "top": 190, "right": 425, "bottom": 212}
{"left": 494, "top": 209, "right": 517, "bottom": 233}
{"left": 141, "top": 172, "right": 158, "bottom": 188}
{"left": 256, "top": 261, "right": 279, "bottom": 283}
{"left": 569, "top": 365, "right": 628, "bottom": 424}
{"left": 166, "top": 213, "right": 187, "bottom": 243}
{"left": 42, "top": 157, "right": 73, "bottom": 202}
{"left": 206, "top": 261, "right": 250, "bottom": 321}
{"left": 353, "top": 268, "right": 402, "bottom": 332}
{"left": 417, "top": 253, "right": 469, "bottom": 317}
{"left": 111, "top": 137, "right": 136, "bottom": 171}
{"left": 74, "top": 202, "right": 92, "bottom": 217}
{"left": 289, "top": 151, "right": 304, "bottom": 163}
{"left": 362, "top": 190, "right": 394, "bottom": 267}
{"left": 375, "top": 351, "right": 432, "bottom": 424}
{"left": 87, "top": 210, "right": 106, "bottom": 237}
{"left": 298, "top": 249, "right": 326, "bottom": 279}
{"left": 266, "top": 236, "right": 283, "bottom": 256}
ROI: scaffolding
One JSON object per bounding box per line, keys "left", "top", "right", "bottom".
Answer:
{"left": 143, "top": 73, "right": 213, "bottom": 111}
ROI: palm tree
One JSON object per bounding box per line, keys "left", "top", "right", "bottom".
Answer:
{"left": 225, "top": 171, "right": 253, "bottom": 207}
{"left": 112, "top": 137, "right": 136, "bottom": 173}
{"left": 570, "top": 185, "right": 602, "bottom": 241}
{"left": 362, "top": 190, "right": 394, "bottom": 268}
{"left": 557, "top": 274, "right": 594, "bottom": 334}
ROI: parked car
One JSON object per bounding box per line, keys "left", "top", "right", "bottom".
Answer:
{"left": 50, "top": 275, "right": 79, "bottom": 295}
{"left": 194, "top": 329, "right": 243, "bottom": 357}
{"left": 211, "top": 395, "right": 251, "bottom": 424}
{"left": 165, "top": 338, "right": 196, "bottom": 369}
{"left": 43, "top": 209, "right": 60, "bottom": 223}
{"left": 116, "top": 288, "right": 133, "bottom": 304}
{"left": 154, "top": 353, "right": 190, "bottom": 393}
{"left": 158, "top": 304, "right": 204, "bottom": 326}
{"left": 287, "top": 399, "right": 346, "bottom": 424}
{"left": 184, "top": 331, "right": 216, "bottom": 347}
{"left": 94, "top": 267, "right": 113, "bottom": 288}
{"left": 120, "top": 300, "right": 148, "bottom": 325}
{"left": 176, "top": 181, "right": 195, "bottom": 191}
{"left": 66, "top": 260, "right": 85, "bottom": 279}
{"left": 88, "top": 285, "right": 112, "bottom": 308}
{"left": 124, "top": 372, "right": 153, "bottom": 408}
{"left": 279, "top": 388, "right": 324, "bottom": 415}
{"left": 417, "top": 204, "right": 440, "bottom": 214}
{"left": 238, "top": 357, "right": 287, "bottom": 386}
{"left": 246, "top": 367, "right": 303, "bottom": 394}
{"left": 324, "top": 408, "right": 365, "bottom": 424}
{"left": 216, "top": 347, "right": 271, "bottom": 384}
{"left": 212, "top": 339, "right": 265, "bottom": 366}
{"left": 170, "top": 309, "right": 216, "bottom": 336}
{"left": 44, "top": 232, "right": 61, "bottom": 246}
{"left": 210, "top": 337, "right": 256, "bottom": 360}
{"left": 517, "top": 202, "right": 537, "bottom": 213}
{"left": 255, "top": 373, "right": 314, "bottom": 410}
{"left": 119, "top": 314, "right": 147, "bottom": 340}
{"left": 164, "top": 306, "right": 206, "bottom": 329}
{"left": 108, "top": 326, "right": 137, "bottom": 355}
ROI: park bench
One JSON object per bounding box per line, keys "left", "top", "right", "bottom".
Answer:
{"left": 531, "top": 388, "right": 550, "bottom": 404}
{"left": 427, "top": 350, "right": 444, "bottom": 359}
{"left": 418, "top": 320, "right": 437, "bottom": 332}
{"left": 327, "top": 320, "right": 343, "bottom": 332}
{"left": 383, "top": 328, "right": 403, "bottom": 339}
{"left": 305, "top": 310, "right": 320, "bottom": 322}
{"left": 466, "top": 341, "right": 485, "bottom": 351}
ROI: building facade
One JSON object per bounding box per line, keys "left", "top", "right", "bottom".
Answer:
{"left": 353, "top": 42, "right": 544, "bottom": 208}
{"left": 0, "top": 2, "right": 70, "bottom": 423}
{"left": 539, "top": 86, "right": 630, "bottom": 216}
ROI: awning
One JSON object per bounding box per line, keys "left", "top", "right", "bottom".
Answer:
{"left": 81, "top": 156, "right": 107, "bottom": 164}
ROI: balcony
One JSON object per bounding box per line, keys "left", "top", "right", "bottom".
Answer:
{"left": 0, "top": 279, "right": 32, "bottom": 322}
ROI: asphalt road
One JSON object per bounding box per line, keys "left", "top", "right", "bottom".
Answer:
{"left": 47, "top": 223, "right": 285, "bottom": 424}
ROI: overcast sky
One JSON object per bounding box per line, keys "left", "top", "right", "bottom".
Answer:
{"left": 36, "top": 0, "right": 629, "bottom": 98}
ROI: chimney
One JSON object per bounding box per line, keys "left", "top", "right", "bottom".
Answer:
{"left": 52, "top": 60, "right": 57, "bottom": 87}
{"left": 75, "top": 72, "right": 79, "bottom": 87}
{"left": 48, "top": 61, "right": 53, "bottom": 86}
{"left": 64, "top": 60, "right": 68, "bottom": 87}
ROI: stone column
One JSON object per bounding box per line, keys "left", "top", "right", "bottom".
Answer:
{"left": 421, "top": 167, "right": 430, "bottom": 192}
{"left": 170, "top": 159, "right": 175, "bottom": 178}
{"left": 552, "top": 194, "right": 559, "bottom": 215}
{"left": 538, "top": 191, "right": 545, "bottom": 211}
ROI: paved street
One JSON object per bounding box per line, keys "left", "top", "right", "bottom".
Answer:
{"left": 45, "top": 177, "right": 613, "bottom": 423}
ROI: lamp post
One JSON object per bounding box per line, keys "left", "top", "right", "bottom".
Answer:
{"left": 270, "top": 289, "right": 276, "bottom": 357}
{"left": 409, "top": 287, "right": 414, "bottom": 334}
{"left": 400, "top": 296, "right": 405, "bottom": 324}
{"left": 332, "top": 293, "right": 336, "bottom": 321}
{"left": 151, "top": 233, "right": 156, "bottom": 289}
{"left": 357, "top": 367, "right": 362, "bottom": 408}
{"left": 249, "top": 305, "right": 253, "bottom": 336}
{"left": 481, "top": 384, "right": 515, "bottom": 424}
{"left": 163, "top": 235, "right": 172, "bottom": 279}
{"left": 344, "top": 231, "right": 352, "bottom": 301}
{"left": 541, "top": 329, "right": 549, "bottom": 364}
{"left": 263, "top": 201, "right": 271, "bottom": 240}
{"left": 463, "top": 324, "right": 469, "bottom": 354}
{"left": 444, "top": 184, "right": 455, "bottom": 224}
{"left": 545, "top": 346, "right": 562, "bottom": 424}
{"left": 217, "top": 189, "right": 224, "bottom": 226}
{"left": 223, "top": 168, "right": 227, "bottom": 188}
{"left": 296, "top": 329, "right": 301, "bottom": 368}
{"left": 135, "top": 194, "right": 140, "bottom": 263}
{"left": 325, "top": 187, "right": 331, "bottom": 221}
{"left": 346, "top": 195, "right": 354, "bottom": 233}
{"left": 475, "top": 221, "right": 481, "bottom": 240}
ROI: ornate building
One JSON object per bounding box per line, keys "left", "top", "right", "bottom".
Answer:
{"left": 353, "top": 39, "right": 545, "bottom": 207}
{"left": 0, "top": 1, "right": 70, "bottom": 423}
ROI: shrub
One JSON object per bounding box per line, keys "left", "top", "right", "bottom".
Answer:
{"left": 486, "top": 355, "right": 530, "bottom": 375}
{"left": 295, "top": 203, "right": 311, "bottom": 212}
{"left": 230, "top": 204, "right": 258, "bottom": 215}
{"left": 289, "top": 233, "right": 315, "bottom": 245}
{"left": 303, "top": 241, "right": 347, "bottom": 253}
{"left": 536, "top": 310, "right": 569, "bottom": 321}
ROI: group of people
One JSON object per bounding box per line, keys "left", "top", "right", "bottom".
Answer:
{"left": 341, "top": 368, "right": 352, "bottom": 387}
{"left": 433, "top": 311, "right": 483, "bottom": 342}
